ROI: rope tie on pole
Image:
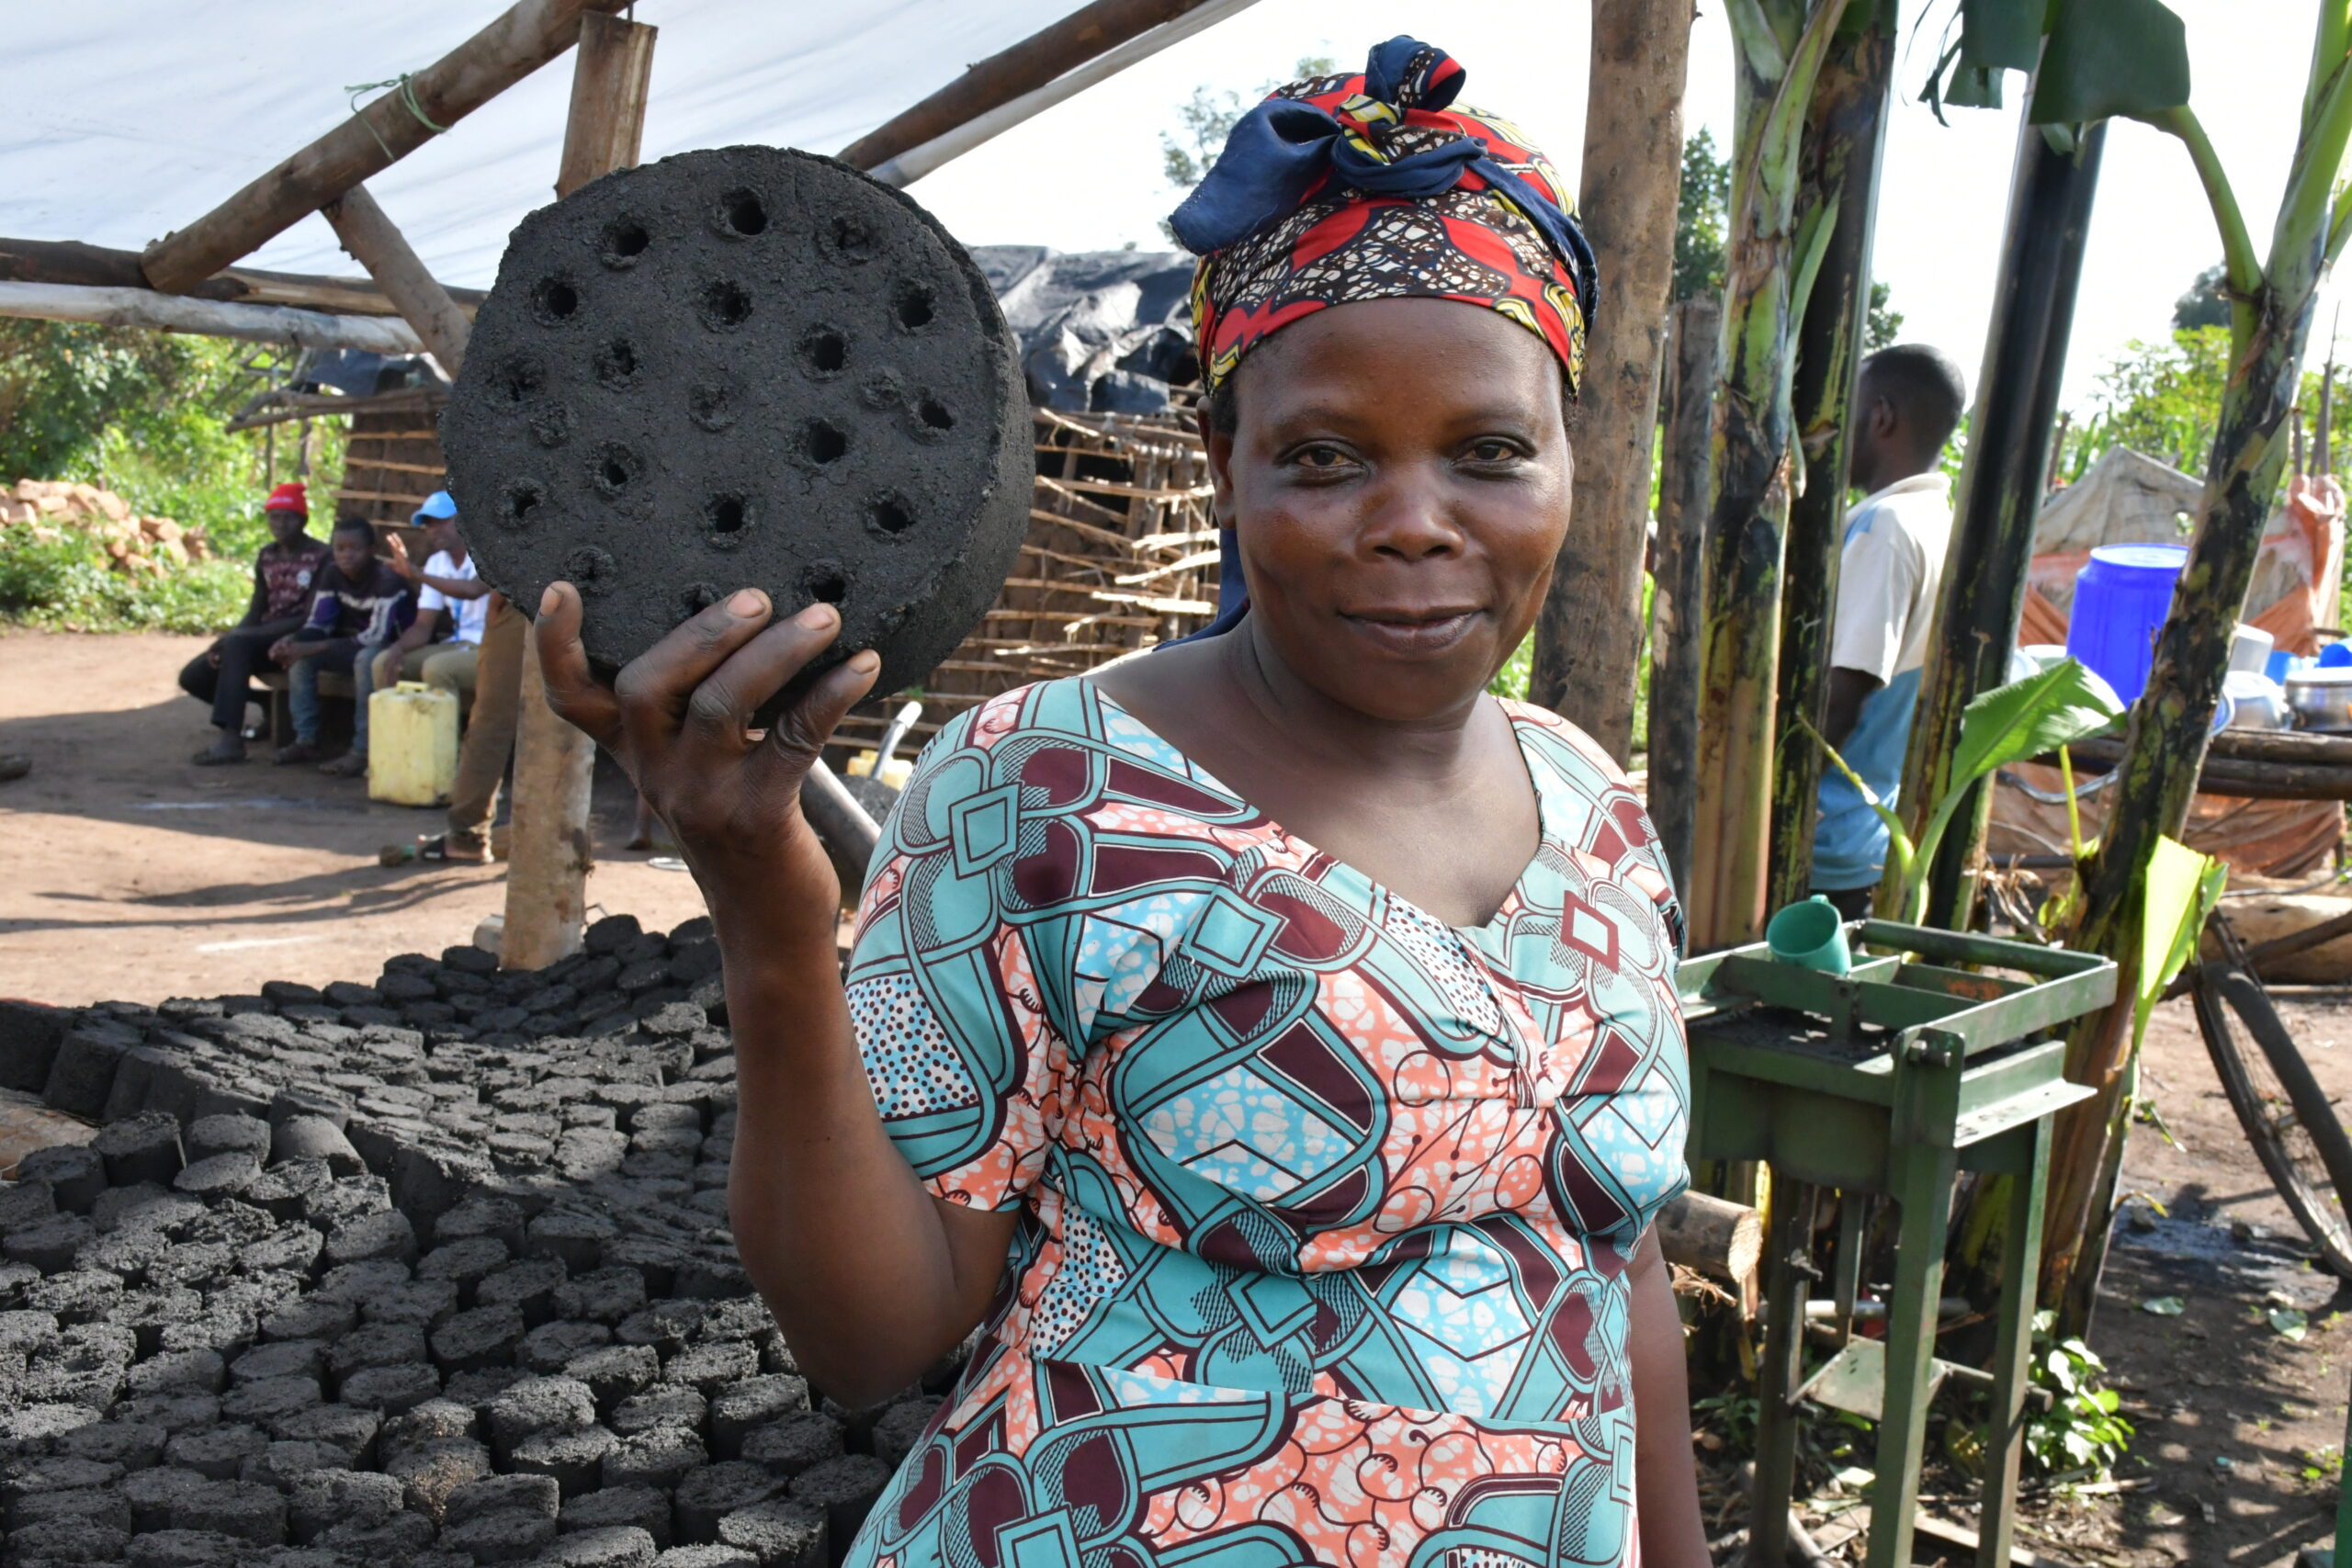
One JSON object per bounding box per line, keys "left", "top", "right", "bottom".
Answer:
{"left": 345, "top": 73, "right": 451, "bottom": 162}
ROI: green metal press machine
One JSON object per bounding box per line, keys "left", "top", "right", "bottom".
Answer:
{"left": 1678, "top": 919, "right": 2116, "bottom": 1568}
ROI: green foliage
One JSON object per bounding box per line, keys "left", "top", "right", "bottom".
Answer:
{"left": 1673, "top": 130, "right": 1732, "bottom": 304}
{"left": 1161, "top": 55, "right": 1340, "bottom": 197}
{"left": 1865, "top": 281, "right": 1904, "bottom": 354}
{"left": 0, "top": 323, "right": 347, "bottom": 633}
{"left": 2060, "top": 327, "right": 2233, "bottom": 480}
{"left": 2174, "top": 262, "right": 2231, "bottom": 331}
{"left": 2021, "top": 1309, "right": 2134, "bottom": 1478}
{"left": 1918, "top": 0, "right": 2190, "bottom": 127}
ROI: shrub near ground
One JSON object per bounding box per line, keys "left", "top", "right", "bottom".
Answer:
{"left": 0, "top": 322, "right": 345, "bottom": 634}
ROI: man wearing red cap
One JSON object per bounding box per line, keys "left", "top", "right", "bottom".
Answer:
{"left": 176, "top": 481, "right": 329, "bottom": 764}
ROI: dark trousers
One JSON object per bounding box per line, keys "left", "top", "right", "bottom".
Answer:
{"left": 178, "top": 619, "right": 302, "bottom": 732}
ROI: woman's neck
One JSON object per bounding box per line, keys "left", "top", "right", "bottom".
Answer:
{"left": 1219, "top": 620, "right": 1492, "bottom": 787}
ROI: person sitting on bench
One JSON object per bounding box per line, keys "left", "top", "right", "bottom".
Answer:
{"left": 269, "top": 516, "right": 413, "bottom": 766}
{"left": 178, "top": 481, "right": 325, "bottom": 765}
{"left": 366, "top": 491, "right": 490, "bottom": 715}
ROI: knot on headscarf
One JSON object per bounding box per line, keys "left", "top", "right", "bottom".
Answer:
{"left": 1168, "top": 38, "right": 1597, "bottom": 395}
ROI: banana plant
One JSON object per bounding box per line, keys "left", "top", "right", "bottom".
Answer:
{"left": 1798, "top": 656, "right": 2123, "bottom": 925}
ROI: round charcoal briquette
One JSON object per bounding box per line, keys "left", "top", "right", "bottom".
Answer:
{"left": 113, "top": 1392, "right": 218, "bottom": 1435}
{"left": 611, "top": 1386, "right": 707, "bottom": 1442}
{"left": 673, "top": 1461, "right": 781, "bottom": 1546}
{"left": 0, "top": 1308, "right": 59, "bottom": 1357}
{"left": 418, "top": 1235, "right": 512, "bottom": 1303}
{"left": 329, "top": 1322, "right": 428, "bottom": 1384}
{"left": 656, "top": 1547, "right": 759, "bottom": 1568}
{"left": 553, "top": 1267, "right": 646, "bottom": 1326}
{"left": 442, "top": 1504, "right": 560, "bottom": 1562}
{"left": 447, "top": 1470, "right": 562, "bottom": 1526}
{"left": 786, "top": 1454, "right": 890, "bottom": 1554}
{"left": 339, "top": 1361, "right": 442, "bottom": 1416}
{"left": 0, "top": 1452, "right": 124, "bottom": 1507}
{"left": 240, "top": 1438, "right": 347, "bottom": 1492}
{"left": 442, "top": 147, "right": 1030, "bottom": 721}
{"left": 363, "top": 1277, "right": 462, "bottom": 1331}
{"left": 323, "top": 1210, "right": 417, "bottom": 1269}
{"left": 524, "top": 1213, "right": 616, "bottom": 1275}
{"left": 220, "top": 1373, "right": 323, "bottom": 1427}
{"left": 568, "top": 1343, "right": 659, "bottom": 1413}
{"left": 522, "top": 1319, "right": 613, "bottom": 1375}
{"left": 444, "top": 1364, "right": 530, "bottom": 1411}
{"left": 7, "top": 1479, "right": 131, "bottom": 1534}
{"left": 127, "top": 1348, "right": 227, "bottom": 1398}
{"left": 707, "top": 1377, "right": 809, "bottom": 1461}
{"left": 58, "top": 1418, "right": 164, "bottom": 1472}
{"left": 270, "top": 1116, "right": 364, "bottom": 1177}
{"left": 287, "top": 1466, "right": 405, "bottom": 1542}
{"left": 5, "top": 1215, "right": 95, "bottom": 1274}
{"left": 662, "top": 1341, "right": 759, "bottom": 1396}
{"left": 477, "top": 1258, "right": 567, "bottom": 1327}
{"left": 165, "top": 1423, "right": 268, "bottom": 1481}
{"left": 185, "top": 1115, "right": 272, "bottom": 1164}
{"left": 155, "top": 1308, "right": 249, "bottom": 1359}
{"left": 79, "top": 1224, "right": 165, "bottom": 1282}
{"left": 616, "top": 1301, "right": 703, "bottom": 1358}
{"left": 739, "top": 1414, "right": 842, "bottom": 1481}
{"left": 122, "top": 1463, "right": 208, "bottom": 1530}
{"left": 430, "top": 1303, "right": 527, "bottom": 1374}
{"left": 486, "top": 1377, "right": 596, "bottom": 1461}
{"left": 379, "top": 1396, "right": 479, "bottom": 1459}
{"left": 17, "top": 1145, "right": 105, "bottom": 1213}
{"left": 91, "top": 1112, "right": 186, "bottom": 1189}
{"left": 563, "top": 1483, "right": 672, "bottom": 1549}
{"left": 508, "top": 1424, "right": 620, "bottom": 1498}
{"left": 716, "top": 1499, "right": 826, "bottom": 1568}
{"left": 172, "top": 1475, "right": 288, "bottom": 1544}
{"left": 319, "top": 1508, "right": 440, "bottom": 1557}
{"left": 869, "top": 1395, "right": 943, "bottom": 1467}
{"left": 315, "top": 1258, "right": 413, "bottom": 1307}
{"left": 172, "top": 1152, "right": 262, "bottom": 1201}
{"left": 604, "top": 1239, "right": 684, "bottom": 1300}
{"left": 430, "top": 1197, "right": 526, "bottom": 1256}
{"left": 238, "top": 1224, "right": 323, "bottom": 1279}
{"left": 267, "top": 1403, "right": 381, "bottom": 1466}
{"left": 232, "top": 1340, "right": 326, "bottom": 1387}
{"left": 261, "top": 1298, "right": 355, "bottom": 1346}
{"left": 385, "top": 1434, "right": 492, "bottom": 1522}
{"left": 7, "top": 1516, "right": 130, "bottom": 1564}
{"left": 547, "top": 1523, "right": 660, "bottom": 1567}
{"left": 600, "top": 1424, "right": 706, "bottom": 1493}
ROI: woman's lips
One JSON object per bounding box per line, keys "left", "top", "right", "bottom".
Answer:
{"left": 1340, "top": 608, "right": 1482, "bottom": 655}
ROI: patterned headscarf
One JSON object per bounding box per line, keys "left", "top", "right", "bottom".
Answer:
{"left": 1169, "top": 37, "right": 1597, "bottom": 397}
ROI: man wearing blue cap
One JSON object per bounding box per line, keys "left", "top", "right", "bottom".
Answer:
{"left": 324, "top": 491, "right": 491, "bottom": 780}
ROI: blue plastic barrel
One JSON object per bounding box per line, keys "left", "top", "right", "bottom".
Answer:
{"left": 2068, "top": 544, "right": 2188, "bottom": 703}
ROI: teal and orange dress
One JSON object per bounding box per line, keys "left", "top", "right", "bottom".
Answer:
{"left": 842, "top": 678, "right": 1689, "bottom": 1568}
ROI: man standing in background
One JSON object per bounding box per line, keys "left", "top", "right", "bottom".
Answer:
{"left": 1811, "top": 344, "right": 1969, "bottom": 918}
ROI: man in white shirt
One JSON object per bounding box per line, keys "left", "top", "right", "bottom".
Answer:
{"left": 1811, "top": 344, "right": 1968, "bottom": 917}
{"left": 368, "top": 491, "right": 492, "bottom": 715}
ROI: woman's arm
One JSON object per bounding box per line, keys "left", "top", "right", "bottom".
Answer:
{"left": 1630, "top": 1226, "right": 1712, "bottom": 1566}
{"left": 537, "top": 584, "right": 1014, "bottom": 1408}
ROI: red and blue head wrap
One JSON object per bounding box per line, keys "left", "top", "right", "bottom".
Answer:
{"left": 1170, "top": 37, "right": 1597, "bottom": 397}
{"left": 1165, "top": 38, "right": 1597, "bottom": 640}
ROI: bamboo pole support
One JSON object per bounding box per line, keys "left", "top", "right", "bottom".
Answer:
{"left": 1526, "top": 0, "right": 1695, "bottom": 763}
{"left": 1765, "top": 0, "right": 1894, "bottom": 913}
{"left": 0, "top": 235, "right": 484, "bottom": 320}
{"left": 321, "top": 186, "right": 472, "bottom": 376}
{"left": 502, "top": 10, "right": 656, "bottom": 973}
{"left": 1645, "top": 296, "right": 1720, "bottom": 908}
{"left": 139, "top": 0, "right": 628, "bottom": 294}
{"left": 0, "top": 282, "right": 424, "bottom": 354}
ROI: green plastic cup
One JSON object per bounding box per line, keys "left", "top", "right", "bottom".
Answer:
{"left": 1766, "top": 894, "right": 1852, "bottom": 976}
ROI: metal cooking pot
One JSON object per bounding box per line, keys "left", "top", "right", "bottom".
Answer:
{"left": 2286, "top": 666, "right": 2352, "bottom": 731}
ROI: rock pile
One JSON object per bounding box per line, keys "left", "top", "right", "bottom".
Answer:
{"left": 0, "top": 481, "right": 213, "bottom": 575}
{"left": 0, "top": 916, "right": 947, "bottom": 1568}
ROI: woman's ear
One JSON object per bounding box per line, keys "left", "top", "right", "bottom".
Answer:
{"left": 1201, "top": 406, "right": 1239, "bottom": 529}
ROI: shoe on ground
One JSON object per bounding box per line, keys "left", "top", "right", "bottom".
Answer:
{"left": 192, "top": 734, "right": 246, "bottom": 766}
{"left": 321, "top": 751, "right": 368, "bottom": 778}
{"left": 273, "top": 739, "right": 328, "bottom": 766}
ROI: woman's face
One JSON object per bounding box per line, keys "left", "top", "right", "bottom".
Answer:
{"left": 1204, "top": 297, "right": 1572, "bottom": 722}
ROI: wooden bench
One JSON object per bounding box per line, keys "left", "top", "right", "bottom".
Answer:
{"left": 252, "top": 669, "right": 356, "bottom": 748}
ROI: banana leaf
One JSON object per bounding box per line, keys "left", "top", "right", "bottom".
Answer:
{"left": 2133, "top": 837, "right": 2225, "bottom": 1050}
{"left": 2029, "top": 0, "right": 2190, "bottom": 124}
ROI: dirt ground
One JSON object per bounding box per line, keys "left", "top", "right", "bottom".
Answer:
{"left": 0, "top": 630, "right": 708, "bottom": 1004}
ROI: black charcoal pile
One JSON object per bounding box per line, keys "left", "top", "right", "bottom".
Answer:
{"left": 0, "top": 917, "right": 948, "bottom": 1568}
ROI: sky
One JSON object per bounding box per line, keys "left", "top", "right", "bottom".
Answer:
{"left": 2, "top": 0, "right": 2345, "bottom": 413}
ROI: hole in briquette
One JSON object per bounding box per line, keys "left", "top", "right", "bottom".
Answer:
{"left": 803, "top": 421, "right": 847, "bottom": 465}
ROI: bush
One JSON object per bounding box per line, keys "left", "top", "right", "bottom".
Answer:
{"left": 0, "top": 530, "right": 251, "bottom": 634}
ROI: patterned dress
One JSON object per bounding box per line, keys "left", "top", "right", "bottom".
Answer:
{"left": 843, "top": 678, "right": 1690, "bottom": 1568}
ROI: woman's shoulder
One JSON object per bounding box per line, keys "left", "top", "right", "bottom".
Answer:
{"left": 1494, "top": 696, "right": 1638, "bottom": 789}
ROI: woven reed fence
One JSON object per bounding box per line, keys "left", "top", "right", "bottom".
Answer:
{"left": 826, "top": 406, "right": 1221, "bottom": 766}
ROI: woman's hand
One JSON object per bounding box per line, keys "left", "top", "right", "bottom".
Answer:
{"left": 532, "top": 582, "right": 879, "bottom": 925}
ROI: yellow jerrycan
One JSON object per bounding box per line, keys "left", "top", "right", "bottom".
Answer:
{"left": 369, "top": 681, "right": 459, "bottom": 806}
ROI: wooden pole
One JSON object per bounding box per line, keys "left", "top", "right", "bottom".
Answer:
{"left": 0, "top": 235, "right": 484, "bottom": 320}
{"left": 1646, "top": 296, "right": 1721, "bottom": 908}
{"left": 837, "top": 0, "right": 1234, "bottom": 173}
{"left": 321, "top": 186, "right": 472, "bottom": 376}
{"left": 0, "top": 282, "right": 424, "bottom": 354}
{"left": 502, "top": 11, "right": 656, "bottom": 973}
{"left": 1765, "top": 0, "right": 1894, "bottom": 914}
{"left": 139, "top": 0, "right": 628, "bottom": 294}
{"left": 1526, "top": 0, "right": 1695, "bottom": 764}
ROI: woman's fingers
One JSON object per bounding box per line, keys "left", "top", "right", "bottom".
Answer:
{"left": 615, "top": 590, "right": 783, "bottom": 734}
{"left": 768, "top": 647, "right": 883, "bottom": 765}
{"left": 681, "top": 603, "right": 864, "bottom": 749}
{"left": 533, "top": 583, "right": 622, "bottom": 747}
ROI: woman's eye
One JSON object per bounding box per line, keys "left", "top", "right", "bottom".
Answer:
{"left": 1294, "top": 444, "right": 1351, "bottom": 469}
{"left": 1467, "top": 439, "right": 1521, "bottom": 463}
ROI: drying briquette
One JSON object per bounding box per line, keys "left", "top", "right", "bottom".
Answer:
{"left": 441, "top": 145, "right": 1031, "bottom": 714}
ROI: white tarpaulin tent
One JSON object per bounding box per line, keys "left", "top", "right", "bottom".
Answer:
{"left": 0, "top": 0, "right": 1101, "bottom": 288}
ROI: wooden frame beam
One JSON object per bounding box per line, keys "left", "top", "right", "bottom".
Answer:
{"left": 0, "top": 282, "right": 423, "bottom": 354}
{"left": 140, "top": 0, "right": 629, "bottom": 293}
{"left": 0, "top": 236, "right": 482, "bottom": 321}
{"left": 322, "top": 186, "right": 472, "bottom": 375}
